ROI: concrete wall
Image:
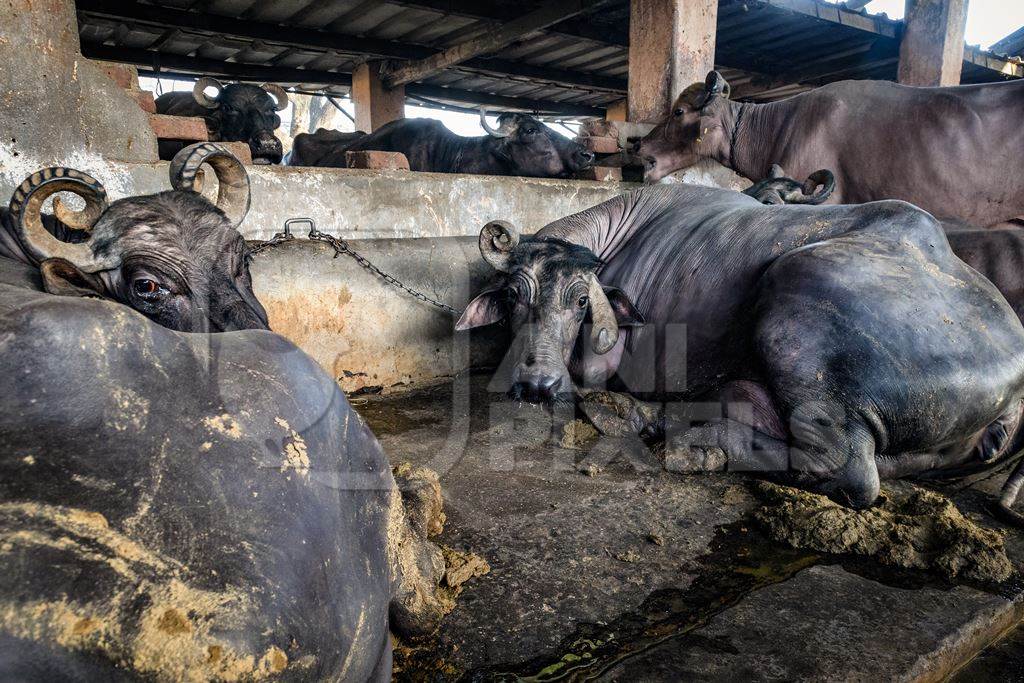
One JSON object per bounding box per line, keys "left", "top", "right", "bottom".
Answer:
{"left": 0, "top": 155, "right": 638, "bottom": 241}
{"left": 250, "top": 237, "right": 507, "bottom": 393}
{"left": 0, "top": 0, "right": 157, "bottom": 172}
{"left": 2, "top": 153, "right": 747, "bottom": 243}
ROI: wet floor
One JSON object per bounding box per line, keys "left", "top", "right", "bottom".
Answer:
{"left": 353, "top": 375, "right": 1024, "bottom": 682}
{"left": 953, "top": 623, "right": 1024, "bottom": 681}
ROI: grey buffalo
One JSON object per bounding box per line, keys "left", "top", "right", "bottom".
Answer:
{"left": 457, "top": 184, "right": 1024, "bottom": 522}
{"left": 0, "top": 151, "right": 446, "bottom": 678}
{"left": 637, "top": 71, "right": 1024, "bottom": 228}
{"left": 0, "top": 143, "right": 268, "bottom": 333}
{"left": 290, "top": 110, "right": 595, "bottom": 178}
{"left": 155, "top": 78, "right": 288, "bottom": 164}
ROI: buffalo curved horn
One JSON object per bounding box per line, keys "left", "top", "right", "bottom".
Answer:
{"left": 261, "top": 83, "right": 290, "bottom": 111}
{"left": 8, "top": 168, "right": 117, "bottom": 272}
{"left": 587, "top": 273, "right": 618, "bottom": 355}
{"left": 801, "top": 169, "right": 836, "bottom": 205}
{"left": 192, "top": 77, "right": 224, "bottom": 109}
{"left": 169, "top": 143, "right": 251, "bottom": 228}
{"left": 704, "top": 70, "right": 730, "bottom": 99}
{"left": 479, "top": 109, "right": 511, "bottom": 138}
{"left": 478, "top": 220, "right": 519, "bottom": 272}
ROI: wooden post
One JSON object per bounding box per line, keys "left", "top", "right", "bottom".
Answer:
{"left": 897, "top": 0, "right": 968, "bottom": 86}
{"left": 605, "top": 99, "right": 627, "bottom": 122}
{"left": 352, "top": 60, "right": 405, "bottom": 132}
{"left": 628, "top": 0, "right": 718, "bottom": 123}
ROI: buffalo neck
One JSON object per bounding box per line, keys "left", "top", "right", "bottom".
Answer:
{"left": 0, "top": 209, "right": 40, "bottom": 266}
{"left": 536, "top": 187, "right": 693, "bottom": 264}
{"left": 445, "top": 134, "right": 510, "bottom": 175}
{"left": 712, "top": 98, "right": 790, "bottom": 182}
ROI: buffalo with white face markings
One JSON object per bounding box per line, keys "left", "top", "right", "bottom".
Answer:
{"left": 458, "top": 182, "right": 1024, "bottom": 522}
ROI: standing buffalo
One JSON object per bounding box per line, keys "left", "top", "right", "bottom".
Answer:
{"left": 637, "top": 71, "right": 1024, "bottom": 227}
{"left": 0, "top": 147, "right": 448, "bottom": 679}
{"left": 0, "top": 143, "right": 268, "bottom": 332}
{"left": 457, "top": 184, "right": 1024, "bottom": 522}
{"left": 155, "top": 78, "right": 289, "bottom": 164}
{"left": 290, "top": 110, "right": 595, "bottom": 178}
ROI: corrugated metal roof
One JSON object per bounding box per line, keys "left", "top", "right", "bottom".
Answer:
{"left": 74, "top": 0, "right": 1023, "bottom": 117}
{"left": 992, "top": 26, "right": 1024, "bottom": 60}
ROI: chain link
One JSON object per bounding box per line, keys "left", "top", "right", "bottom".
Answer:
{"left": 249, "top": 218, "right": 457, "bottom": 315}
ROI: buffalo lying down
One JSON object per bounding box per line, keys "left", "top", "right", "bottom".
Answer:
{"left": 458, "top": 184, "right": 1024, "bottom": 520}
{"left": 290, "top": 110, "right": 595, "bottom": 178}
{"left": 0, "top": 149, "right": 445, "bottom": 678}
{"left": 0, "top": 144, "right": 267, "bottom": 332}
{"left": 638, "top": 71, "right": 1024, "bottom": 227}
{"left": 287, "top": 128, "right": 367, "bottom": 167}
{"left": 155, "top": 78, "right": 288, "bottom": 164}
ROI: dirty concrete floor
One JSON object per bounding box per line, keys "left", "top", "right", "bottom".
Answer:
{"left": 355, "top": 373, "right": 1024, "bottom": 682}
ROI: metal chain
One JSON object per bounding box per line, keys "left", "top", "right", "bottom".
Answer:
{"left": 249, "top": 217, "right": 456, "bottom": 314}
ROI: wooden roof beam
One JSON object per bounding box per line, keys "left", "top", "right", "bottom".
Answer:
{"left": 381, "top": 0, "right": 615, "bottom": 88}
{"left": 80, "top": 43, "right": 605, "bottom": 115}
{"left": 77, "top": 0, "right": 624, "bottom": 93}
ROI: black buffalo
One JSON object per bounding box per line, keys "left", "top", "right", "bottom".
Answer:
{"left": 457, "top": 184, "right": 1024, "bottom": 521}
{"left": 155, "top": 78, "right": 288, "bottom": 164}
{"left": 0, "top": 143, "right": 268, "bottom": 332}
{"left": 289, "top": 110, "right": 595, "bottom": 178}
{"left": 287, "top": 128, "right": 367, "bottom": 167}
{"left": 0, "top": 154, "right": 447, "bottom": 678}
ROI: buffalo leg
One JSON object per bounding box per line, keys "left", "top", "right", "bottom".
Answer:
{"left": 993, "top": 456, "right": 1024, "bottom": 527}
{"left": 666, "top": 403, "right": 881, "bottom": 509}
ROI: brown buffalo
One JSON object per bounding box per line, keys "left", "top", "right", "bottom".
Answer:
{"left": 637, "top": 71, "right": 1024, "bottom": 228}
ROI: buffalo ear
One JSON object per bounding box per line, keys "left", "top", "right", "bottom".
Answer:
{"left": 39, "top": 258, "right": 107, "bottom": 299}
{"left": 603, "top": 287, "right": 644, "bottom": 326}
{"left": 456, "top": 287, "right": 509, "bottom": 330}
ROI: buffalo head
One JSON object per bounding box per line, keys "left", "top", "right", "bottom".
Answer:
{"left": 480, "top": 110, "right": 595, "bottom": 178}
{"left": 636, "top": 71, "right": 733, "bottom": 183}
{"left": 456, "top": 221, "right": 642, "bottom": 403}
{"left": 193, "top": 78, "right": 288, "bottom": 164}
{"left": 7, "top": 143, "right": 269, "bottom": 333}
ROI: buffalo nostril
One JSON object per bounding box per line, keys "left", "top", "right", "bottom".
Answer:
{"left": 511, "top": 374, "right": 564, "bottom": 403}
{"left": 539, "top": 375, "right": 562, "bottom": 397}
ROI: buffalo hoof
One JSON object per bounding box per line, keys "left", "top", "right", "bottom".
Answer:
{"left": 989, "top": 499, "right": 1024, "bottom": 528}
{"left": 663, "top": 444, "right": 727, "bottom": 473}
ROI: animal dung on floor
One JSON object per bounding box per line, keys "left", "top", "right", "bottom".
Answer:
{"left": 752, "top": 481, "right": 1013, "bottom": 583}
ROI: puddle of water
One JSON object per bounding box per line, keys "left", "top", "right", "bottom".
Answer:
{"left": 355, "top": 381, "right": 456, "bottom": 436}
{"left": 952, "top": 618, "right": 1024, "bottom": 682}
{"left": 457, "top": 523, "right": 820, "bottom": 682}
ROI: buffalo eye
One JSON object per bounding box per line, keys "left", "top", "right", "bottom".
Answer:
{"left": 576, "top": 294, "right": 589, "bottom": 309}
{"left": 132, "top": 278, "right": 165, "bottom": 300}
{"left": 524, "top": 127, "right": 538, "bottom": 136}
{"left": 673, "top": 108, "right": 685, "bottom": 117}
